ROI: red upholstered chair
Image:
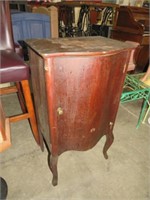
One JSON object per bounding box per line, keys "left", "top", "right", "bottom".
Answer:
{"left": 0, "top": 1, "right": 40, "bottom": 147}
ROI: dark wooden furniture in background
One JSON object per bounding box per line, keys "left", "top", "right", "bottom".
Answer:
{"left": 26, "top": 36, "right": 136, "bottom": 186}
{"left": 27, "top": 1, "right": 119, "bottom": 38}
{"left": 9, "top": 0, "right": 28, "bottom": 11}
{"left": 111, "top": 6, "right": 149, "bottom": 72}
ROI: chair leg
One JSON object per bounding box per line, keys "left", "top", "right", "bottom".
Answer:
{"left": 16, "top": 82, "right": 27, "bottom": 113}
{"left": 0, "top": 102, "right": 11, "bottom": 152}
{"left": 20, "top": 80, "right": 40, "bottom": 145}
{"left": 136, "top": 97, "right": 149, "bottom": 128}
{"left": 142, "top": 104, "right": 150, "bottom": 124}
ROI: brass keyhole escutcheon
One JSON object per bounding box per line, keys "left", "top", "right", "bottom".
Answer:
{"left": 109, "top": 121, "right": 113, "bottom": 129}
{"left": 57, "top": 107, "right": 63, "bottom": 115}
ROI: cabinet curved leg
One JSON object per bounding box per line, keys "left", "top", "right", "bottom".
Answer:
{"left": 48, "top": 153, "right": 58, "bottom": 186}
{"left": 103, "top": 132, "right": 114, "bottom": 159}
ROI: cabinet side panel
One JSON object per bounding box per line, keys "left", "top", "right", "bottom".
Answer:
{"left": 28, "top": 49, "right": 51, "bottom": 150}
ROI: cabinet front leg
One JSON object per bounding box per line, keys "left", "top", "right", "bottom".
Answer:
{"left": 103, "top": 132, "right": 114, "bottom": 159}
{"left": 48, "top": 154, "right": 58, "bottom": 186}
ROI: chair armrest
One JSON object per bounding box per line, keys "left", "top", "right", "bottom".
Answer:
{"left": 14, "top": 42, "right": 23, "bottom": 58}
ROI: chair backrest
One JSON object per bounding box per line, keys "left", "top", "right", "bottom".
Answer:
{"left": 11, "top": 12, "right": 51, "bottom": 44}
{"left": 0, "top": 1, "right": 14, "bottom": 50}
{"left": 32, "top": 6, "right": 59, "bottom": 38}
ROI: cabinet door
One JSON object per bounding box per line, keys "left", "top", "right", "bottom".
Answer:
{"left": 45, "top": 51, "right": 129, "bottom": 156}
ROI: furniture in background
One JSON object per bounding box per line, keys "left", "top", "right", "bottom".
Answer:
{"left": 30, "top": 1, "right": 118, "bottom": 38}
{"left": 32, "top": 6, "right": 59, "bottom": 38}
{"left": 111, "top": 6, "right": 149, "bottom": 72}
{"left": 121, "top": 71, "right": 150, "bottom": 128}
{"left": 11, "top": 12, "right": 51, "bottom": 44}
{"left": 9, "top": 0, "right": 28, "bottom": 12}
{"left": 0, "top": 1, "right": 41, "bottom": 147}
{"left": 12, "top": 1, "right": 118, "bottom": 38}
{"left": 56, "top": 1, "right": 118, "bottom": 37}
{"left": 11, "top": 11, "right": 51, "bottom": 60}
{"left": 26, "top": 36, "right": 136, "bottom": 186}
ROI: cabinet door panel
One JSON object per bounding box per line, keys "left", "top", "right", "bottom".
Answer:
{"left": 45, "top": 51, "right": 129, "bottom": 155}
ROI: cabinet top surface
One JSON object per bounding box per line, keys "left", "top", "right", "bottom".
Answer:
{"left": 26, "top": 36, "right": 135, "bottom": 58}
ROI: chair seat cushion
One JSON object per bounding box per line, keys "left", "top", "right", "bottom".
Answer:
{"left": 0, "top": 50, "right": 29, "bottom": 83}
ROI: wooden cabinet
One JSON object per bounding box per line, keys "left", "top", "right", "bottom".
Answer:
{"left": 26, "top": 36, "right": 136, "bottom": 186}
{"left": 111, "top": 6, "right": 149, "bottom": 72}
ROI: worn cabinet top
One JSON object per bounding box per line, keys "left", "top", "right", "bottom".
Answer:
{"left": 26, "top": 36, "right": 135, "bottom": 58}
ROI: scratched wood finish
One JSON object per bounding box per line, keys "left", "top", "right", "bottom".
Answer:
{"left": 26, "top": 36, "right": 135, "bottom": 186}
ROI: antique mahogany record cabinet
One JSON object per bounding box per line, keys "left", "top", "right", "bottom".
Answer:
{"left": 26, "top": 36, "right": 136, "bottom": 186}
